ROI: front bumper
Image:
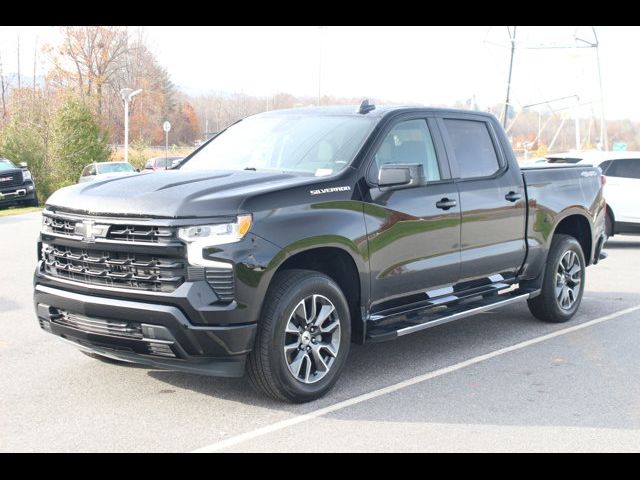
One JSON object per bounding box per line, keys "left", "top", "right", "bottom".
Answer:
{"left": 34, "top": 284, "right": 257, "bottom": 377}
{"left": 0, "top": 185, "right": 36, "bottom": 205}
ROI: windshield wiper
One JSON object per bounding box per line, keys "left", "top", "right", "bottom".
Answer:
{"left": 244, "top": 167, "right": 257, "bottom": 171}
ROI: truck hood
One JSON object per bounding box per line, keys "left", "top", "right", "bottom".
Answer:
{"left": 46, "top": 169, "right": 313, "bottom": 218}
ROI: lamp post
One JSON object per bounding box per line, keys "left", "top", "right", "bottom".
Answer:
{"left": 120, "top": 88, "right": 143, "bottom": 163}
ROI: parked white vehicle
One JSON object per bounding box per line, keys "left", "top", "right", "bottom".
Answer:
{"left": 79, "top": 162, "right": 138, "bottom": 184}
{"left": 545, "top": 151, "right": 640, "bottom": 236}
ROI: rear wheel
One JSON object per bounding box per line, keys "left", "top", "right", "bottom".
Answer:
{"left": 247, "top": 269, "right": 351, "bottom": 403}
{"left": 527, "top": 234, "right": 586, "bottom": 323}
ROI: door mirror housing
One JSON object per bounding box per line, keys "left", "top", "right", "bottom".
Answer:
{"left": 19, "top": 162, "right": 28, "bottom": 169}
{"left": 378, "top": 163, "right": 424, "bottom": 189}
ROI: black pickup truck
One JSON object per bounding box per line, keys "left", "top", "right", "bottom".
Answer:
{"left": 0, "top": 158, "right": 38, "bottom": 208}
{"left": 34, "top": 104, "right": 607, "bottom": 402}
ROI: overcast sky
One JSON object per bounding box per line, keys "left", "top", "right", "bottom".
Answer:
{"left": 1, "top": 26, "right": 638, "bottom": 119}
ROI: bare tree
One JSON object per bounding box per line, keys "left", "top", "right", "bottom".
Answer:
{"left": 49, "top": 26, "right": 131, "bottom": 118}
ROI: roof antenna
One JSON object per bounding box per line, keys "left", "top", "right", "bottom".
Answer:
{"left": 357, "top": 99, "right": 376, "bottom": 114}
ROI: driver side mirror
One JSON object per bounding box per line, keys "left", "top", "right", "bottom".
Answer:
{"left": 19, "top": 162, "right": 28, "bottom": 169}
{"left": 378, "top": 163, "right": 424, "bottom": 189}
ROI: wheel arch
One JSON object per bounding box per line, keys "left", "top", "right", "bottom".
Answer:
{"left": 271, "top": 245, "right": 366, "bottom": 344}
{"left": 551, "top": 213, "right": 593, "bottom": 265}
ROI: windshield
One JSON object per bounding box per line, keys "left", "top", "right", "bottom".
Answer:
{"left": 97, "top": 163, "right": 136, "bottom": 174}
{"left": 0, "top": 159, "right": 17, "bottom": 171}
{"left": 181, "top": 114, "right": 375, "bottom": 176}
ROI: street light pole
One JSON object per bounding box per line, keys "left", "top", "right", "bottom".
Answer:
{"left": 503, "top": 26, "right": 517, "bottom": 129}
{"left": 318, "top": 26, "right": 327, "bottom": 106}
{"left": 120, "top": 88, "right": 143, "bottom": 163}
{"left": 591, "top": 27, "right": 608, "bottom": 150}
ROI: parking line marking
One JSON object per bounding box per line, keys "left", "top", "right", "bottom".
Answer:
{"left": 192, "top": 304, "right": 640, "bottom": 453}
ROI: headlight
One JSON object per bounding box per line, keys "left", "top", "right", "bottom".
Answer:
{"left": 178, "top": 214, "right": 252, "bottom": 266}
{"left": 22, "top": 170, "right": 33, "bottom": 181}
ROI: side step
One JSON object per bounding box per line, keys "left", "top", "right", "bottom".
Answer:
{"left": 367, "top": 290, "right": 537, "bottom": 342}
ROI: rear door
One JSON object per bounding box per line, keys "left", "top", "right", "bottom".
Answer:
{"left": 601, "top": 158, "right": 640, "bottom": 224}
{"left": 439, "top": 115, "right": 527, "bottom": 286}
{"left": 364, "top": 115, "right": 461, "bottom": 312}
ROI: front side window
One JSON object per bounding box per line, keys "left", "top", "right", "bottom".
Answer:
{"left": 181, "top": 114, "right": 375, "bottom": 176}
{"left": 373, "top": 119, "right": 441, "bottom": 182}
{"left": 444, "top": 119, "right": 501, "bottom": 179}
{"left": 605, "top": 159, "right": 640, "bottom": 179}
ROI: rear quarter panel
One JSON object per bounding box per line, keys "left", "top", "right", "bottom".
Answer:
{"left": 520, "top": 165, "right": 606, "bottom": 279}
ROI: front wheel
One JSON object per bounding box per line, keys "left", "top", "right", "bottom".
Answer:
{"left": 527, "top": 234, "right": 586, "bottom": 323}
{"left": 24, "top": 192, "right": 39, "bottom": 207}
{"left": 247, "top": 269, "right": 351, "bottom": 403}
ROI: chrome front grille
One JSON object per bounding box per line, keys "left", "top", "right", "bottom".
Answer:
{"left": 107, "top": 225, "right": 175, "bottom": 244}
{"left": 42, "top": 214, "right": 178, "bottom": 245}
{"left": 0, "top": 171, "right": 23, "bottom": 189}
{"left": 53, "top": 311, "right": 143, "bottom": 339}
{"left": 43, "top": 244, "right": 185, "bottom": 292}
{"left": 44, "top": 217, "right": 76, "bottom": 236}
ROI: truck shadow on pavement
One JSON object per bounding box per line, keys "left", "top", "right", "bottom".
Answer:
{"left": 147, "top": 291, "right": 640, "bottom": 428}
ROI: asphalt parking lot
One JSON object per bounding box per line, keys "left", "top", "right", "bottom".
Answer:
{"left": 1, "top": 211, "right": 639, "bottom": 452}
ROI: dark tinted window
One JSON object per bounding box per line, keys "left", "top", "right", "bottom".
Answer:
{"left": 444, "top": 119, "right": 501, "bottom": 178}
{"left": 605, "top": 159, "right": 640, "bottom": 179}
{"left": 373, "top": 119, "right": 440, "bottom": 181}
{"left": 598, "top": 160, "right": 612, "bottom": 174}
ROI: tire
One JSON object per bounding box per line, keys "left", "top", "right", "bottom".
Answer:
{"left": 23, "top": 192, "right": 38, "bottom": 207}
{"left": 247, "top": 269, "right": 351, "bottom": 403}
{"left": 527, "top": 234, "right": 586, "bottom": 323}
{"left": 605, "top": 210, "right": 614, "bottom": 237}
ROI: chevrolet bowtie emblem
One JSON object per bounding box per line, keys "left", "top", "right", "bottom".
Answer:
{"left": 74, "top": 220, "right": 109, "bottom": 242}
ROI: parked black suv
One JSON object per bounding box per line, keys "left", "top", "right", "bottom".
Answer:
{"left": 34, "top": 104, "right": 606, "bottom": 402}
{"left": 0, "top": 158, "right": 38, "bottom": 208}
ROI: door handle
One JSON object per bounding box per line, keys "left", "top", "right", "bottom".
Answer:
{"left": 436, "top": 198, "right": 457, "bottom": 210}
{"left": 505, "top": 191, "right": 522, "bottom": 202}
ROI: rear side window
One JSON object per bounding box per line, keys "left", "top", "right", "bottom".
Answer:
{"left": 605, "top": 159, "right": 640, "bottom": 179}
{"left": 444, "top": 119, "right": 501, "bottom": 179}
{"left": 373, "top": 119, "right": 441, "bottom": 182}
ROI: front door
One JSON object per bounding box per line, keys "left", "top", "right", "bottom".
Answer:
{"left": 439, "top": 116, "right": 527, "bottom": 285}
{"left": 363, "top": 117, "right": 461, "bottom": 313}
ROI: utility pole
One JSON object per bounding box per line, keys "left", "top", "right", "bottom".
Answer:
{"left": 503, "top": 26, "right": 517, "bottom": 128}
